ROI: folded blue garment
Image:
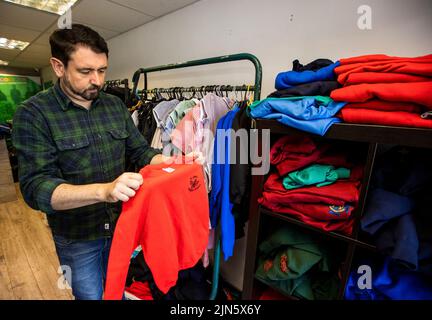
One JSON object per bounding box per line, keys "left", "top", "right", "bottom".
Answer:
{"left": 345, "top": 258, "right": 432, "bottom": 300}
{"left": 275, "top": 61, "right": 340, "bottom": 90}
{"left": 249, "top": 96, "right": 346, "bottom": 136}
{"left": 361, "top": 188, "right": 414, "bottom": 235}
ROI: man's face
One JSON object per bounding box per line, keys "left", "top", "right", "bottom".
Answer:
{"left": 61, "top": 45, "right": 108, "bottom": 101}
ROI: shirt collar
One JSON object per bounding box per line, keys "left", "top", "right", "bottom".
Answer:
{"left": 53, "top": 80, "right": 101, "bottom": 111}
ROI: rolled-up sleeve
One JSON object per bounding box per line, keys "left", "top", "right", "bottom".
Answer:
{"left": 12, "top": 104, "right": 66, "bottom": 214}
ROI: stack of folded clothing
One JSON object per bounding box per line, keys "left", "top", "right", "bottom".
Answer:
{"left": 361, "top": 146, "right": 432, "bottom": 275}
{"left": 330, "top": 54, "right": 432, "bottom": 128}
{"left": 249, "top": 59, "right": 346, "bottom": 136}
{"left": 255, "top": 225, "right": 341, "bottom": 300}
{"left": 259, "top": 135, "right": 363, "bottom": 236}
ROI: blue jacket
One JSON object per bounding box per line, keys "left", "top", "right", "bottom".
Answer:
{"left": 210, "top": 106, "right": 240, "bottom": 260}
{"left": 275, "top": 61, "right": 340, "bottom": 90}
{"left": 249, "top": 96, "right": 346, "bottom": 136}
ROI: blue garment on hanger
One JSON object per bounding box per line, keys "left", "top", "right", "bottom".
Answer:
{"left": 275, "top": 61, "right": 340, "bottom": 90}
{"left": 249, "top": 97, "right": 346, "bottom": 136}
{"left": 210, "top": 106, "right": 240, "bottom": 261}
{"left": 345, "top": 258, "right": 432, "bottom": 300}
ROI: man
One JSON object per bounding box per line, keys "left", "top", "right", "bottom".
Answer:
{"left": 12, "top": 24, "right": 199, "bottom": 300}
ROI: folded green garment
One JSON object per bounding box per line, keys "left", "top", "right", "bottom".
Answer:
{"left": 283, "top": 164, "right": 350, "bottom": 190}
{"left": 255, "top": 226, "right": 340, "bottom": 300}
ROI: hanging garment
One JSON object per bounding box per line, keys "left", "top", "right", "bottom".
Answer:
{"left": 137, "top": 102, "right": 158, "bottom": 145}
{"left": 131, "top": 110, "right": 139, "bottom": 127}
{"left": 171, "top": 93, "right": 234, "bottom": 191}
{"left": 275, "top": 61, "right": 340, "bottom": 90}
{"left": 165, "top": 99, "right": 199, "bottom": 135}
{"left": 210, "top": 106, "right": 240, "bottom": 260}
{"left": 330, "top": 82, "right": 432, "bottom": 109}
{"left": 268, "top": 81, "right": 340, "bottom": 98}
{"left": 104, "top": 163, "right": 209, "bottom": 299}
{"left": 152, "top": 99, "right": 180, "bottom": 147}
{"left": 229, "top": 101, "right": 251, "bottom": 239}
{"left": 248, "top": 96, "right": 346, "bottom": 136}
{"left": 282, "top": 164, "right": 351, "bottom": 190}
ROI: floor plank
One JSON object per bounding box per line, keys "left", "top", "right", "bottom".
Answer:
{"left": 0, "top": 139, "right": 17, "bottom": 204}
{"left": 0, "top": 184, "right": 73, "bottom": 300}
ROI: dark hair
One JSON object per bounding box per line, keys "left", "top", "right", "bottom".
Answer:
{"left": 49, "top": 24, "right": 109, "bottom": 66}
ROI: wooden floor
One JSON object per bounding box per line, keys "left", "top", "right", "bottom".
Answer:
{"left": 0, "top": 139, "right": 17, "bottom": 204}
{"left": 0, "top": 184, "right": 73, "bottom": 300}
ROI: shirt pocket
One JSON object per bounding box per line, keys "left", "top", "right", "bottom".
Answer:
{"left": 107, "top": 129, "right": 129, "bottom": 161}
{"left": 55, "top": 134, "right": 91, "bottom": 175}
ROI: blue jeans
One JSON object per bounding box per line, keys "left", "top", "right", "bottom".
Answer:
{"left": 53, "top": 235, "right": 112, "bottom": 300}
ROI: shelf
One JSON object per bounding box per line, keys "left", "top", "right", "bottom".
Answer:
{"left": 252, "top": 119, "right": 432, "bottom": 149}
{"left": 253, "top": 276, "right": 300, "bottom": 300}
{"left": 260, "top": 208, "right": 377, "bottom": 251}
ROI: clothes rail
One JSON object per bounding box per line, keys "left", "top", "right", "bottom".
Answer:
{"left": 132, "top": 53, "right": 262, "bottom": 102}
{"left": 130, "top": 53, "right": 262, "bottom": 300}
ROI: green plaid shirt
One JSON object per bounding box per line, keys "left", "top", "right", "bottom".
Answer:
{"left": 12, "top": 81, "right": 161, "bottom": 240}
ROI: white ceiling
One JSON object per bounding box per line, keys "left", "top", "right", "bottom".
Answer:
{"left": 0, "top": 0, "right": 199, "bottom": 69}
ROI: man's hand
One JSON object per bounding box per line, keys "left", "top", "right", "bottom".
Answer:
{"left": 103, "top": 172, "right": 143, "bottom": 203}
{"left": 184, "top": 151, "right": 205, "bottom": 164}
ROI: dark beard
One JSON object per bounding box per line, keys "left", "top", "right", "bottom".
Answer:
{"left": 63, "top": 76, "right": 101, "bottom": 101}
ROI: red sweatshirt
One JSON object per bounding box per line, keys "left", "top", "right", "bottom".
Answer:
{"left": 343, "top": 100, "right": 423, "bottom": 113}
{"left": 342, "top": 72, "right": 431, "bottom": 86}
{"left": 104, "top": 163, "right": 209, "bottom": 300}
{"left": 339, "top": 108, "right": 432, "bottom": 129}
{"left": 330, "top": 82, "right": 432, "bottom": 109}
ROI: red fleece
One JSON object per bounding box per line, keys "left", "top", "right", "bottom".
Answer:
{"left": 342, "top": 72, "right": 431, "bottom": 86}
{"left": 339, "top": 108, "right": 432, "bottom": 128}
{"left": 343, "top": 100, "right": 423, "bottom": 113}
{"left": 338, "top": 54, "right": 432, "bottom": 65}
{"left": 261, "top": 172, "right": 361, "bottom": 207}
{"left": 330, "top": 82, "right": 432, "bottom": 109}
{"left": 270, "top": 135, "right": 360, "bottom": 177}
{"left": 104, "top": 163, "right": 209, "bottom": 300}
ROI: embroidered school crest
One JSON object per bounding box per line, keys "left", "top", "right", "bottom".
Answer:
{"left": 188, "top": 175, "right": 200, "bottom": 192}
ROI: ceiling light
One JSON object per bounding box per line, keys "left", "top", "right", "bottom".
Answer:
{"left": 0, "top": 37, "right": 29, "bottom": 50}
{"left": 4, "top": 0, "right": 78, "bottom": 15}
{"left": 0, "top": 60, "right": 9, "bottom": 66}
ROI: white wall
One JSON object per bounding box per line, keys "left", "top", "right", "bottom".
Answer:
{"left": 106, "top": 0, "right": 432, "bottom": 98}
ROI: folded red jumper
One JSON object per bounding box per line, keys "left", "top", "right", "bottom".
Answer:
{"left": 335, "top": 54, "right": 432, "bottom": 84}
{"left": 339, "top": 108, "right": 432, "bottom": 128}
{"left": 342, "top": 72, "right": 431, "bottom": 86}
{"left": 330, "top": 82, "right": 432, "bottom": 109}
{"left": 259, "top": 173, "right": 360, "bottom": 235}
